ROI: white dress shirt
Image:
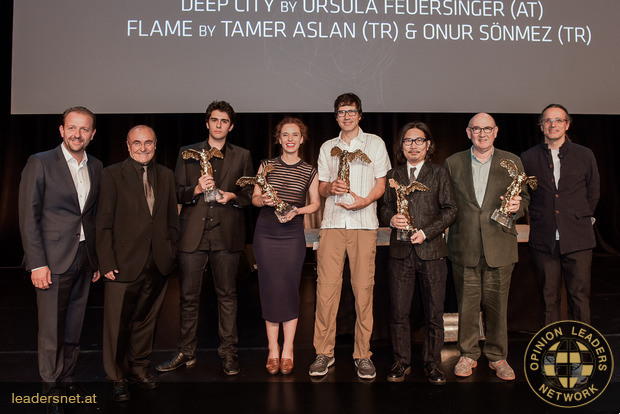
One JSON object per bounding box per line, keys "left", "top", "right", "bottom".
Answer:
{"left": 318, "top": 128, "right": 391, "bottom": 230}
{"left": 61, "top": 144, "right": 91, "bottom": 242}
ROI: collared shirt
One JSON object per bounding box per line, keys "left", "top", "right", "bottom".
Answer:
{"left": 408, "top": 160, "right": 425, "bottom": 181}
{"left": 61, "top": 144, "right": 90, "bottom": 241}
{"left": 470, "top": 147, "right": 494, "bottom": 207}
{"left": 550, "top": 148, "right": 561, "bottom": 239}
{"left": 318, "top": 128, "right": 391, "bottom": 230}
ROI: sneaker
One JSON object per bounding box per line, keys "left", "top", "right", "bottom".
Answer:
{"left": 354, "top": 358, "right": 376, "bottom": 379}
{"left": 309, "top": 355, "right": 335, "bottom": 376}
{"left": 489, "top": 360, "right": 515, "bottom": 381}
{"left": 454, "top": 356, "right": 477, "bottom": 377}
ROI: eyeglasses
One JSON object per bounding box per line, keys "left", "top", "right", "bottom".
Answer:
{"left": 403, "top": 137, "right": 428, "bottom": 146}
{"left": 542, "top": 118, "right": 568, "bottom": 125}
{"left": 468, "top": 126, "right": 496, "bottom": 135}
{"left": 336, "top": 109, "right": 359, "bottom": 118}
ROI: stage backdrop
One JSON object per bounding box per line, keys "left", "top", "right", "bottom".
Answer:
{"left": 11, "top": 0, "right": 620, "bottom": 114}
{"left": 2, "top": 1, "right": 619, "bottom": 267}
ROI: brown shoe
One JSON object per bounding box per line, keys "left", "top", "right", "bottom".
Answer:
{"left": 280, "top": 358, "right": 294, "bottom": 375}
{"left": 266, "top": 358, "right": 280, "bottom": 375}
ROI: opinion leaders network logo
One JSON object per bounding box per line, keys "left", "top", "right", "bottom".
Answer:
{"left": 524, "top": 320, "right": 614, "bottom": 408}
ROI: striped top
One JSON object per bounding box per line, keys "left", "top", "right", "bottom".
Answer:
{"left": 259, "top": 156, "right": 317, "bottom": 224}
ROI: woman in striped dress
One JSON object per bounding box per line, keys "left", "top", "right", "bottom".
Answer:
{"left": 252, "top": 117, "right": 320, "bottom": 375}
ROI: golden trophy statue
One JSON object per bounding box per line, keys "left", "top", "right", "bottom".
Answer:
{"left": 182, "top": 148, "right": 224, "bottom": 203}
{"left": 491, "top": 158, "right": 538, "bottom": 229}
{"left": 389, "top": 178, "right": 429, "bottom": 241}
{"left": 330, "top": 147, "right": 371, "bottom": 205}
{"left": 236, "top": 164, "right": 297, "bottom": 223}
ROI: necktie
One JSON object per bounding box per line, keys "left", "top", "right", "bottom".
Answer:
{"left": 409, "top": 166, "right": 417, "bottom": 183}
{"left": 143, "top": 165, "right": 154, "bottom": 214}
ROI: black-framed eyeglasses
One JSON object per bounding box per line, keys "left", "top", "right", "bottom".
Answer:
{"left": 336, "top": 109, "right": 359, "bottom": 118}
{"left": 542, "top": 118, "right": 568, "bottom": 126}
{"left": 403, "top": 137, "right": 427, "bottom": 146}
{"left": 468, "top": 126, "right": 496, "bottom": 135}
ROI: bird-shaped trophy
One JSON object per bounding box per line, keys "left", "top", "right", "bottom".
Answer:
{"left": 236, "top": 164, "right": 297, "bottom": 223}
{"left": 389, "top": 178, "right": 429, "bottom": 241}
{"left": 330, "top": 147, "right": 372, "bottom": 205}
{"left": 182, "top": 148, "right": 224, "bottom": 203}
{"left": 491, "top": 158, "right": 538, "bottom": 229}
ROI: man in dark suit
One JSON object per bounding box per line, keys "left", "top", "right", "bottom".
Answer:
{"left": 96, "top": 125, "right": 179, "bottom": 401}
{"left": 156, "top": 101, "right": 254, "bottom": 375}
{"left": 521, "top": 104, "right": 600, "bottom": 324}
{"left": 381, "top": 122, "right": 458, "bottom": 384}
{"left": 18, "top": 107, "right": 102, "bottom": 406}
{"left": 444, "top": 113, "right": 529, "bottom": 381}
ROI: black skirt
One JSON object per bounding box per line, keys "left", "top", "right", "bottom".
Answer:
{"left": 253, "top": 215, "right": 305, "bottom": 322}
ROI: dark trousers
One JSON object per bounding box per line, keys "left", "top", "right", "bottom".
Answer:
{"left": 532, "top": 243, "right": 592, "bottom": 324}
{"left": 452, "top": 257, "right": 513, "bottom": 361}
{"left": 36, "top": 242, "right": 92, "bottom": 393}
{"left": 178, "top": 250, "right": 240, "bottom": 357}
{"left": 389, "top": 249, "right": 447, "bottom": 365}
{"left": 103, "top": 254, "right": 168, "bottom": 380}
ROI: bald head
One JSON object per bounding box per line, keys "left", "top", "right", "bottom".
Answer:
{"left": 127, "top": 125, "right": 157, "bottom": 164}
{"left": 466, "top": 113, "right": 498, "bottom": 157}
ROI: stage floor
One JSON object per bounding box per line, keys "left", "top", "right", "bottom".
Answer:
{"left": 1, "top": 252, "right": 619, "bottom": 414}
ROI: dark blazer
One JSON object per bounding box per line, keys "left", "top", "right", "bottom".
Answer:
{"left": 381, "top": 162, "right": 458, "bottom": 260}
{"left": 96, "top": 159, "right": 179, "bottom": 282}
{"left": 19, "top": 145, "right": 102, "bottom": 273}
{"left": 445, "top": 148, "right": 529, "bottom": 268}
{"left": 521, "top": 141, "right": 600, "bottom": 255}
{"left": 175, "top": 140, "right": 254, "bottom": 253}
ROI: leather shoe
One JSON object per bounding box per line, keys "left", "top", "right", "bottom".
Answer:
{"left": 266, "top": 358, "right": 280, "bottom": 375}
{"left": 128, "top": 373, "right": 160, "bottom": 390}
{"left": 66, "top": 382, "right": 91, "bottom": 397}
{"left": 424, "top": 362, "right": 446, "bottom": 385}
{"left": 155, "top": 352, "right": 197, "bottom": 372}
{"left": 387, "top": 362, "right": 411, "bottom": 382}
{"left": 110, "top": 379, "right": 130, "bottom": 402}
{"left": 280, "top": 358, "right": 294, "bottom": 375}
{"left": 222, "top": 354, "right": 240, "bottom": 375}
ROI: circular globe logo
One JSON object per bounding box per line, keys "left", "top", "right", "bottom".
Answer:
{"left": 524, "top": 321, "right": 613, "bottom": 408}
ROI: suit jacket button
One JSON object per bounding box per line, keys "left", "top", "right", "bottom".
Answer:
{"left": 75, "top": 233, "right": 80, "bottom": 237}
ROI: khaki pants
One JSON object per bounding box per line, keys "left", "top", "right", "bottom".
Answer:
{"left": 313, "top": 228, "right": 377, "bottom": 359}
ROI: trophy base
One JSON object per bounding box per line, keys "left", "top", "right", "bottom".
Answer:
{"left": 397, "top": 229, "right": 415, "bottom": 242}
{"left": 204, "top": 189, "right": 223, "bottom": 203}
{"left": 334, "top": 192, "right": 354, "bottom": 205}
{"left": 275, "top": 205, "right": 297, "bottom": 223}
{"left": 491, "top": 209, "right": 514, "bottom": 229}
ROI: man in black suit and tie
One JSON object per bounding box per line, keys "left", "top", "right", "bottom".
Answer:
{"left": 157, "top": 101, "right": 254, "bottom": 375}
{"left": 19, "top": 107, "right": 102, "bottom": 408}
{"left": 96, "top": 125, "right": 179, "bottom": 401}
{"left": 381, "top": 122, "right": 458, "bottom": 384}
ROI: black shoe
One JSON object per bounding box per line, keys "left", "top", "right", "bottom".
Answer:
{"left": 66, "top": 382, "right": 91, "bottom": 397}
{"left": 222, "top": 354, "right": 240, "bottom": 375}
{"left": 46, "top": 402, "right": 64, "bottom": 414}
{"left": 424, "top": 362, "right": 446, "bottom": 385}
{"left": 110, "top": 379, "right": 131, "bottom": 402}
{"left": 128, "top": 373, "right": 160, "bottom": 390}
{"left": 155, "top": 352, "right": 197, "bottom": 372}
{"left": 387, "top": 362, "right": 411, "bottom": 382}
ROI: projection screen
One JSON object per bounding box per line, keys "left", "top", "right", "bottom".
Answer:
{"left": 11, "top": 0, "right": 620, "bottom": 114}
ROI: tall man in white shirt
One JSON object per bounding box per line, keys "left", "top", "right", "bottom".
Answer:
{"left": 19, "top": 107, "right": 103, "bottom": 403}
{"left": 309, "top": 93, "right": 391, "bottom": 379}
